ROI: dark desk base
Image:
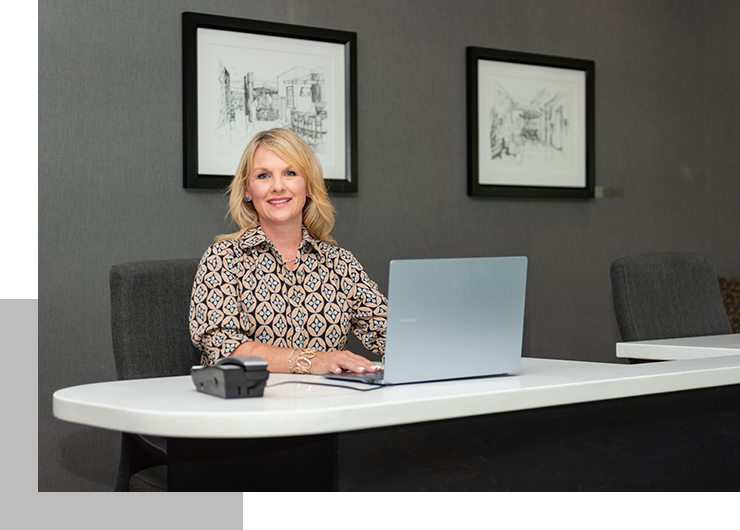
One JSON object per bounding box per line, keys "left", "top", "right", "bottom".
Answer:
{"left": 166, "top": 383, "right": 740, "bottom": 491}
{"left": 168, "top": 433, "right": 337, "bottom": 491}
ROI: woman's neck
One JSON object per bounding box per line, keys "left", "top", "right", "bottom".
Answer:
{"left": 261, "top": 221, "right": 303, "bottom": 269}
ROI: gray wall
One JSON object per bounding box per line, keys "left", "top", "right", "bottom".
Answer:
{"left": 40, "top": 0, "right": 740, "bottom": 491}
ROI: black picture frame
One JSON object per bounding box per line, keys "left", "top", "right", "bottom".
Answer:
{"left": 467, "top": 47, "right": 595, "bottom": 198}
{"left": 183, "top": 12, "right": 358, "bottom": 192}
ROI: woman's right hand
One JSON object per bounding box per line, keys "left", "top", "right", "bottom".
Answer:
{"left": 229, "top": 341, "right": 381, "bottom": 374}
{"left": 307, "top": 349, "right": 382, "bottom": 375}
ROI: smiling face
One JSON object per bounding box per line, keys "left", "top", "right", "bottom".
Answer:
{"left": 246, "top": 145, "right": 308, "bottom": 233}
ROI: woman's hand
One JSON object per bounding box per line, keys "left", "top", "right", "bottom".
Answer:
{"left": 230, "top": 341, "right": 381, "bottom": 374}
{"left": 309, "top": 349, "right": 382, "bottom": 375}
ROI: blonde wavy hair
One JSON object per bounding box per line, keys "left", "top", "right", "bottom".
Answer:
{"left": 217, "top": 128, "right": 337, "bottom": 245}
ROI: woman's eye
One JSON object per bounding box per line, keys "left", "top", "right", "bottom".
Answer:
{"left": 285, "top": 171, "right": 296, "bottom": 176}
{"left": 257, "top": 173, "right": 269, "bottom": 179}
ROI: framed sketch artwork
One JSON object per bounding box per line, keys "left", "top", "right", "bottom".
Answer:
{"left": 467, "top": 47, "right": 595, "bottom": 198}
{"left": 183, "top": 12, "right": 358, "bottom": 192}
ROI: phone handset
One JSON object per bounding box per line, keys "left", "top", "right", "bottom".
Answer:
{"left": 215, "top": 355, "right": 268, "bottom": 371}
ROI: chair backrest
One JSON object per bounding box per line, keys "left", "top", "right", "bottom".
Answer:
{"left": 110, "top": 258, "right": 202, "bottom": 380}
{"left": 610, "top": 252, "right": 733, "bottom": 342}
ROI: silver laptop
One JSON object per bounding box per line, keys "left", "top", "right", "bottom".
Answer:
{"left": 324, "top": 256, "right": 527, "bottom": 385}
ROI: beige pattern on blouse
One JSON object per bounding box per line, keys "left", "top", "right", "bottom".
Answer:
{"left": 190, "top": 225, "right": 387, "bottom": 365}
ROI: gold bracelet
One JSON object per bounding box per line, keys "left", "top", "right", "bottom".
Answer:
{"left": 292, "top": 348, "right": 317, "bottom": 374}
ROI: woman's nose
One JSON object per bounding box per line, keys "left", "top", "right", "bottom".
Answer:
{"left": 271, "top": 174, "right": 286, "bottom": 191}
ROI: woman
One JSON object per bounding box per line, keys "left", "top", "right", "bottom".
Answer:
{"left": 189, "top": 128, "right": 386, "bottom": 375}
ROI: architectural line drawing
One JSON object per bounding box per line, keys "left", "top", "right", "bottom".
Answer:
{"left": 216, "top": 59, "right": 329, "bottom": 151}
{"left": 488, "top": 81, "right": 573, "bottom": 171}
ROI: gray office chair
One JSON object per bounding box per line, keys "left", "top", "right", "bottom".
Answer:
{"left": 109, "top": 258, "right": 202, "bottom": 491}
{"left": 610, "top": 252, "right": 733, "bottom": 346}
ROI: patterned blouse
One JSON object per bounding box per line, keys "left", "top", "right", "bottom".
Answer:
{"left": 189, "top": 225, "right": 387, "bottom": 365}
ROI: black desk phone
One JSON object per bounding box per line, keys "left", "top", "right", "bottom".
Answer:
{"left": 191, "top": 356, "right": 269, "bottom": 398}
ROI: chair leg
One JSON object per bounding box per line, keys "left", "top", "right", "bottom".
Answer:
{"left": 113, "top": 433, "right": 135, "bottom": 492}
{"left": 113, "top": 432, "right": 167, "bottom": 492}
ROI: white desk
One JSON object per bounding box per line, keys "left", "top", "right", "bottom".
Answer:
{"left": 53, "top": 356, "right": 740, "bottom": 491}
{"left": 617, "top": 333, "right": 740, "bottom": 361}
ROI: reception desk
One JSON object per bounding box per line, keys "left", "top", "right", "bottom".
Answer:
{"left": 53, "top": 356, "right": 740, "bottom": 491}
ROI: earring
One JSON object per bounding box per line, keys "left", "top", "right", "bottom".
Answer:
{"left": 244, "top": 196, "right": 251, "bottom": 202}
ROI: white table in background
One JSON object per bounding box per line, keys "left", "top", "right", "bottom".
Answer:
{"left": 617, "top": 333, "right": 740, "bottom": 361}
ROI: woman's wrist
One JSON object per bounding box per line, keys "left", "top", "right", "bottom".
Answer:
{"left": 232, "top": 342, "right": 301, "bottom": 373}
{"left": 288, "top": 348, "right": 298, "bottom": 372}
{"left": 290, "top": 348, "right": 317, "bottom": 374}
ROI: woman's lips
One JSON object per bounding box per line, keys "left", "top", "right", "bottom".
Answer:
{"left": 267, "top": 198, "right": 291, "bottom": 206}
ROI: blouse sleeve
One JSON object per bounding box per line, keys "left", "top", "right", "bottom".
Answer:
{"left": 342, "top": 251, "right": 387, "bottom": 358}
{"left": 189, "top": 242, "right": 251, "bottom": 365}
